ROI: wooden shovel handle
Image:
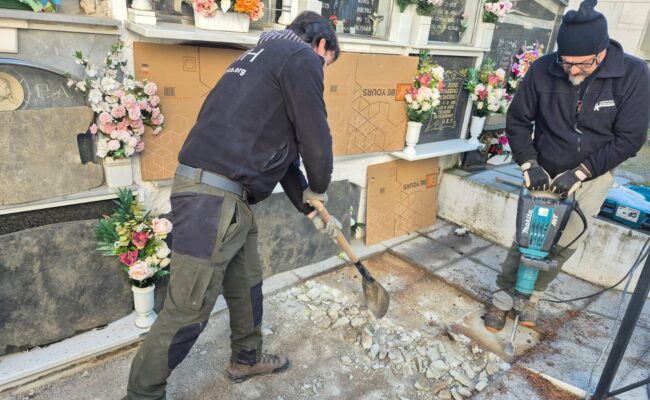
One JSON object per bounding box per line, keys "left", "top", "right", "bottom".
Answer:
{"left": 309, "top": 199, "right": 359, "bottom": 264}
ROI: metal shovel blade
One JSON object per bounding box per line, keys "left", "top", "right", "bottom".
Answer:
{"left": 361, "top": 273, "right": 390, "bottom": 318}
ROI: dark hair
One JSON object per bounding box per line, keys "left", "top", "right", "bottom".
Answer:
{"left": 287, "top": 11, "right": 340, "bottom": 62}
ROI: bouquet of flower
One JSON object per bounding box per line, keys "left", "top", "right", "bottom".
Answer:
{"left": 96, "top": 189, "right": 172, "bottom": 288}
{"left": 463, "top": 60, "right": 510, "bottom": 117}
{"left": 66, "top": 41, "right": 164, "bottom": 160}
{"left": 395, "top": 0, "right": 442, "bottom": 15}
{"left": 459, "top": 12, "right": 469, "bottom": 34}
{"left": 507, "top": 42, "right": 544, "bottom": 93}
{"left": 482, "top": 131, "right": 511, "bottom": 157}
{"left": 190, "top": 0, "right": 264, "bottom": 21}
{"left": 483, "top": 0, "right": 513, "bottom": 23}
{"left": 405, "top": 59, "right": 446, "bottom": 123}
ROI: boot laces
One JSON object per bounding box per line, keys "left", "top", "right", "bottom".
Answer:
{"left": 260, "top": 352, "right": 280, "bottom": 364}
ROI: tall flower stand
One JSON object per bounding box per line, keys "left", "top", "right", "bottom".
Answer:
{"left": 103, "top": 157, "right": 133, "bottom": 188}
{"left": 468, "top": 116, "right": 486, "bottom": 145}
{"left": 132, "top": 285, "right": 157, "bottom": 329}
{"left": 403, "top": 121, "right": 422, "bottom": 155}
{"left": 410, "top": 14, "right": 432, "bottom": 46}
{"left": 475, "top": 21, "right": 496, "bottom": 50}
{"left": 194, "top": 10, "right": 250, "bottom": 32}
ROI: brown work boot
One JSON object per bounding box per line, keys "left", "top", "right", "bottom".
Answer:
{"left": 484, "top": 304, "right": 508, "bottom": 333}
{"left": 520, "top": 302, "right": 538, "bottom": 327}
{"left": 227, "top": 352, "right": 290, "bottom": 383}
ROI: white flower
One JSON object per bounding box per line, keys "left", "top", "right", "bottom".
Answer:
{"left": 76, "top": 81, "right": 87, "bottom": 92}
{"left": 128, "top": 260, "right": 155, "bottom": 281}
{"left": 421, "top": 102, "right": 432, "bottom": 112}
{"left": 418, "top": 86, "right": 433, "bottom": 99}
{"left": 86, "top": 66, "right": 98, "bottom": 78}
{"left": 432, "top": 99, "right": 441, "bottom": 107}
{"left": 88, "top": 88, "right": 103, "bottom": 104}
{"left": 475, "top": 83, "right": 485, "bottom": 92}
{"left": 67, "top": 79, "right": 74, "bottom": 88}
{"left": 156, "top": 241, "right": 171, "bottom": 258}
{"left": 416, "top": 94, "right": 424, "bottom": 103}
{"left": 476, "top": 102, "right": 484, "bottom": 110}
{"left": 96, "top": 138, "right": 109, "bottom": 158}
{"left": 101, "top": 76, "right": 118, "bottom": 92}
{"left": 123, "top": 78, "right": 136, "bottom": 90}
{"left": 124, "top": 146, "right": 135, "bottom": 157}
{"left": 405, "top": 94, "right": 413, "bottom": 103}
{"left": 495, "top": 68, "right": 506, "bottom": 80}
{"left": 470, "top": 94, "right": 478, "bottom": 101}
{"left": 411, "top": 102, "right": 420, "bottom": 110}
{"left": 159, "top": 258, "right": 171, "bottom": 268}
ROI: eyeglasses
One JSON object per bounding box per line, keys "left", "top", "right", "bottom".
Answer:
{"left": 555, "top": 54, "right": 600, "bottom": 70}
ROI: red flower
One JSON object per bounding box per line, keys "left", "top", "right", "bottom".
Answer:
{"left": 498, "top": 135, "right": 508, "bottom": 144}
{"left": 132, "top": 231, "right": 150, "bottom": 250}
{"left": 418, "top": 73, "right": 432, "bottom": 87}
{"left": 477, "top": 89, "right": 488, "bottom": 101}
{"left": 118, "top": 250, "right": 139, "bottom": 266}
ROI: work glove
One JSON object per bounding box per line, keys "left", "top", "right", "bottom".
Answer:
{"left": 310, "top": 215, "right": 342, "bottom": 241}
{"left": 550, "top": 164, "right": 591, "bottom": 199}
{"left": 521, "top": 160, "right": 551, "bottom": 191}
{"left": 303, "top": 188, "right": 328, "bottom": 206}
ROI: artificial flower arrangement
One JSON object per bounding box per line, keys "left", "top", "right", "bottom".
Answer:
{"left": 396, "top": 0, "right": 443, "bottom": 16}
{"left": 459, "top": 12, "right": 469, "bottom": 34}
{"left": 404, "top": 54, "right": 446, "bottom": 123}
{"left": 483, "top": 0, "right": 513, "bottom": 23}
{"left": 328, "top": 14, "right": 348, "bottom": 29}
{"left": 96, "top": 189, "right": 172, "bottom": 288}
{"left": 66, "top": 41, "right": 165, "bottom": 160}
{"left": 463, "top": 59, "right": 511, "bottom": 118}
{"left": 190, "top": 0, "right": 264, "bottom": 21}
{"left": 507, "top": 42, "right": 544, "bottom": 93}
{"left": 482, "top": 131, "right": 511, "bottom": 157}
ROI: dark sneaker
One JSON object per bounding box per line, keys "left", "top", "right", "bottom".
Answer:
{"left": 520, "top": 302, "right": 538, "bottom": 328}
{"left": 484, "top": 304, "right": 508, "bottom": 333}
{"left": 227, "top": 352, "right": 290, "bottom": 383}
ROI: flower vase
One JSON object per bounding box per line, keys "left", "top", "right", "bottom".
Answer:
{"left": 103, "top": 157, "right": 133, "bottom": 188}
{"left": 410, "top": 14, "right": 432, "bottom": 46}
{"left": 336, "top": 23, "right": 344, "bottom": 34}
{"left": 403, "top": 121, "right": 422, "bottom": 155}
{"left": 194, "top": 10, "right": 250, "bottom": 32}
{"left": 132, "top": 284, "right": 157, "bottom": 329}
{"left": 468, "top": 115, "right": 486, "bottom": 145}
{"left": 476, "top": 21, "right": 495, "bottom": 50}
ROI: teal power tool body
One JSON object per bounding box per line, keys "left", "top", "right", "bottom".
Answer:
{"left": 504, "top": 187, "right": 586, "bottom": 355}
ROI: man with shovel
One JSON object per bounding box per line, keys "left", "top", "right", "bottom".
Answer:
{"left": 484, "top": 0, "right": 649, "bottom": 333}
{"left": 125, "top": 11, "right": 341, "bottom": 400}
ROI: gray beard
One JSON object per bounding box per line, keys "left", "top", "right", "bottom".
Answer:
{"left": 569, "top": 76, "right": 585, "bottom": 86}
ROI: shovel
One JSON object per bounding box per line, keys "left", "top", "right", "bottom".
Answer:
{"left": 309, "top": 199, "right": 390, "bottom": 318}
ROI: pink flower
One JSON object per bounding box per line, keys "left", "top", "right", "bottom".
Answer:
{"left": 135, "top": 141, "right": 145, "bottom": 152}
{"left": 150, "top": 95, "right": 160, "bottom": 107}
{"left": 117, "top": 119, "right": 130, "bottom": 131}
{"left": 436, "top": 80, "right": 445, "bottom": 91}
{"left": 107, "top": 140, "right": 121, "bottom": 151}
{"left": 118, "top": 250, "right": 139, "bottom": 266}
{"left": 123, "top": 94, "right": 137, "bottom": 108}
{"left": 488, "top": 75, "right": 499, "bottom": 85}
{"left": 153, "top": 127, "right": 162, "bottom": 135}
{"left": 98, "top": 111, "right": 111, "bottom": 125}
{"left": 498, "top": 135, "right": 508, "bottom": 144}
{"left": 138, "top": 100, "right": 148, "bottom": 110}
{"left": 144, "top": 82, "right": 158, "bottom": 96}
{"left": 114, "top": 89, "right": 125, "bottom": 99}
{"left": 102, "top": 123, "right": 117, "bottom": 135}
{"left": 127, "top": 136, "right": 139, "bottom": 147}
{"left": 152, "top": 217, "right": 173, "bottom": 236}
{"left": 89, "top": 124, "right": 98, "bottom": 134}
{"left": 128, "top": 260, "right": 154, "bottom": 281}
{"left": 418, "top": 73, "right": 432, "bottom": 87}
{"left": 132, "top": 231, "right": 150, "bottom": 249}
{"left": 111, "top": 105, "right": 126, "bottom": 119}
{"left": 128, "top": 106, "right": 141, "bottom": 121}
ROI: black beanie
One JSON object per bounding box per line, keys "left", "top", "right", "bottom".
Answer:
{"left": 557, "top": 0, "right": 609, "bottom": 56}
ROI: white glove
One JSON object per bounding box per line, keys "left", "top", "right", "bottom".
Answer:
{"left": 303, "top": 188, "right": 328, "bottom": 206}
{"left": 311, "top": 215, "right": 342, "bottom": 240}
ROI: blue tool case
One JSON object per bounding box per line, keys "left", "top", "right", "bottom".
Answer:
{"left": 600, "top": 185, "right": 650, "bottom": 229}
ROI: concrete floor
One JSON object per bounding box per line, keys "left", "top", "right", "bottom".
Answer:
{"left": 4, "top": 219, "right": 648, "bottom": 400}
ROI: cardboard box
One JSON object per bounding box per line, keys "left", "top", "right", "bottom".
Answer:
{"left": 133, "top": 43, "right": 244, "bottom": 181}
{"left": 324, "top": 53, "right": 418, "bottom": 156}
{"left": 365, "top": 158, "right": 438, "bottom": 245}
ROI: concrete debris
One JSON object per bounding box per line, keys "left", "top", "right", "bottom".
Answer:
{"left": 379, "top": 348, "right": 388, "bottom": 360}
{"left": 449, "top": 369, "right": 474, "bottom": 389}
{"left": 305, "top": 287, "right": 321, "bottom": 300}
{"left": 471, "top": 343, "right": 482, "bottom": 354}
{"left": 450, "top": 388, "right": 464, "bottom": 400}
{"left": 500, "top": 362, "right": 512, "bottom": 372}
{"left": 414, "top": 377, "right": 430, "bottom": 391}
{"left": 350, "top": 317, "right": 366, "bottom": 328}
{"left": 310, "top": 310, "right": 326, "bottom": 322}
{"left": 461, "top": 362, "right": 476, "bottom": 380}
{"left": 316, "top": 318, "right": 332, "bottom": 329}
{"left": 388, "top": 349, "right": 405, "bottom": 364}
{"left": 297, "top": 294, "right": 310, "bottom": 303}
{"left": 369, "top": 343, "right": 380, "bottom": 359}
{"left": 457, "top": 386, "right": 472, "bottom": 397}
{"left": 81, "top": 370, "right": 89, "bottom": 378}
{"left": 341, "top": 356, "right": 353, "bottom": 366}
{"left": 332, "top": 317, "right": 350, "bottom": 328}
{"left": 361, "top": 329, "right": 373, "bottom": 350}
{"left": 438, "top": 389, "right": 452, "bottom": 400}
{"left": 262, "top": 328, "right": 274, "bottom": 336}
{"left": 327, "top": 309, "right": 340, "bottom": 321}
{"left": 485, "top": 362, "right": 499, "bottom": 375}
{"left": 372, "top": 363, "right": 383, "bottom": 370}
{"left": 432, "top": 360, "right": 449, "bottom": 371}
{"left": 475, "top": 380, "right": 488, "bottom": 392}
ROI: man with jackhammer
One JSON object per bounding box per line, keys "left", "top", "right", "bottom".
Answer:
{"left": 484, "top": 0, "right": 649, "bottom": 332}
{"left": 124, "top": 12, "right": 341, "bottom": 400}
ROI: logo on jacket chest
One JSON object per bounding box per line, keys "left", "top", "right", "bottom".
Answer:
{"left": 594, "top": 99, "right": 615, "bottom": 111}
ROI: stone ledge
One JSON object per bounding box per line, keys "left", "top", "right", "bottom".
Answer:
{"left": 0, "top": 9, "right": 120, "bottom": 29}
